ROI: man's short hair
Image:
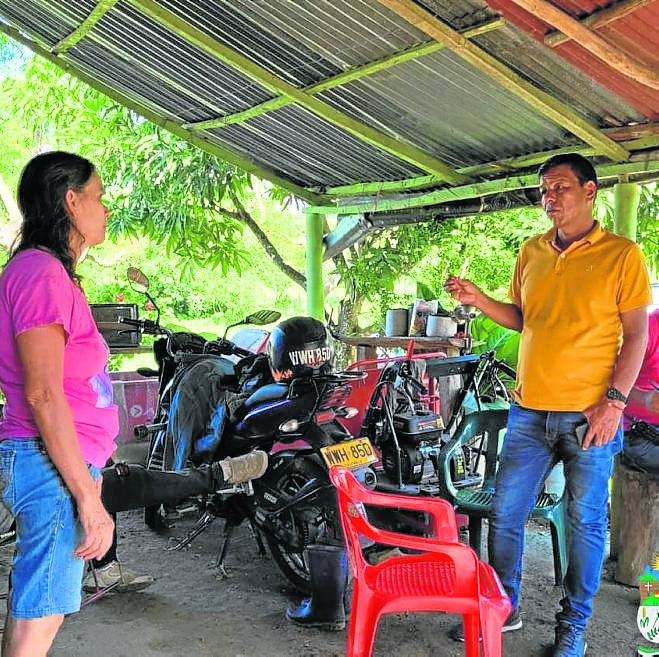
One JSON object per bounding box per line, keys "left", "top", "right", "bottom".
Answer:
{"left": 538, "top": 153, "right": 598, "bottom": 188}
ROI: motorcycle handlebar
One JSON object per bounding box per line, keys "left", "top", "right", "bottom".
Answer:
{"left": 203, "top": 338, "right": 253, "bottom": 360}
{"left": 118, "top": 316, "right": 165, "bottom": 335}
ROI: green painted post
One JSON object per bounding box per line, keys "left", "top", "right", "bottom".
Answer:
{"left": 613, "top": 180, "right": 639, "bottom": 240}
{"left": 609, "top": 179, "right": 639, "bottom": 562}
{"left": 306, "top": 212, "right": 324, "bottom": 320}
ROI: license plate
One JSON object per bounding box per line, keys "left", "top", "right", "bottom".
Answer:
{"left": 321, "top": 437, "right": 377, "bottom": 469}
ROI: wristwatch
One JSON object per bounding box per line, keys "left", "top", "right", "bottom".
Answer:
{"left": 605, "top": 387, "right": 628, "bottom": 405}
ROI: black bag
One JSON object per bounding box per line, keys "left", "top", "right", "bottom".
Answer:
{"left": 622, "top": 419, "right": 659, "bottom": 477}
{"left": 629, "top": 420, "right": 659, "bottom": 446}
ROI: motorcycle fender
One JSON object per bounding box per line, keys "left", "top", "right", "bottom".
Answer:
{"left": 234, "top": 396, "right": 313, "bottom": 440}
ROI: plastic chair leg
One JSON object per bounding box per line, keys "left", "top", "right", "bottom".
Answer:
{"left": 463, "top": 612, "right": 481, "bottom": 657}
{"left": 347, "top": 588, "right": 381, "bottom": 657}
{"left": 468, "top": 516, "right": 484, "bottom": 557}
{"left": 548, "top": 499, "right": 568, "bottom": 586}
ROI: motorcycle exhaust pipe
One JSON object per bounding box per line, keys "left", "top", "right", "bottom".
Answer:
{"left": 351, "top": 466, "right": 377, "bottom": 490}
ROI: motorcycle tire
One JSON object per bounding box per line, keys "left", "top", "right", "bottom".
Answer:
{"left": 144, "top": 424, "right": 170, "bottom": 531}
{"left": 262, "top": 456, "right": 340, "bottom": 595}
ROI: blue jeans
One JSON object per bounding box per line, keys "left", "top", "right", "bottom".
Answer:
{"left": 0, "top": 439, "right": 100, "bottom": 617}
{"left": 488, "top": 404, "right": 622, "bottom": 630}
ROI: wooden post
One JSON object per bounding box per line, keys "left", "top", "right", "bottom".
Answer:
{"left": 612, "top": 461, "right": 659, "bottom": 586}
{"left": 613, "top": 179, "right": 639, "bottom": 240}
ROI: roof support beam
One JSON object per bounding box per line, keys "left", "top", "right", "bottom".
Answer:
{"left": 308, "top": 153, "right": 659, "bottom": 216}
{"left": 130, "top": 0, "right": 467, "bottom": 185}
{"left": 326, "top": 124, "right": 659, "bottom": 197}
{"left": 184, "top": 18, "right": 505, "bottom": 131}
{"left": 545, "top": 0, "right": 657, "bottom": 48}
{"left": 509, "top": 0, "right": 659, "bottom": 90}
{"left": 0, "top": 22, "right": 327, "bottom": 206}
{"left": 52, "top": 0, "right": 120, "bottom": 54}
{"left": 374, "top": 0, "right": 629, "bottom": 162}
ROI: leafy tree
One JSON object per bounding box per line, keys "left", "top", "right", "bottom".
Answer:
{"left": 597, "top": 183, "right": 659, "bottom": 279}
{"left": 1, "top": 39, "right": 657, "bottom": 349}
{"left": 1, "top": 48, "right": 305, "bottom": 286}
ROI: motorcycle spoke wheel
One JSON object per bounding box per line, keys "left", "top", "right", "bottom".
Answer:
{"left": 264, "top": 459, "right": 336, "bottom": 595}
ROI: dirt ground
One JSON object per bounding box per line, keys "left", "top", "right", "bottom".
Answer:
{"left": 0, "top": 508, "right": 646, "bottom": 657}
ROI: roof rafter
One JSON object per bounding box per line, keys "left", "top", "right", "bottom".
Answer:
{"left": 545, "top": 0, "right": 656, "bottom": 47}
{"left": 510, "top": 0, "right": 659, "bottom": 90}
{"left": 183, "top": 18, "right": 505, "bottom": 131}
{"left": 308, "top": 152, "right": 659, "bottom": 215}
{"left": 374, "top": 0, "right": 629, "bottom": 163}
{"left": 0, "top": 21, "right": 327, "bottom": 206}
{"left": 326, "top": 123, "right": 659, "bottom": 197}
{"left": 129, "top": 0, "right": 468, "bottom": 185}
{"left": 52, "top": 0, "right": 121, "bottom": 54}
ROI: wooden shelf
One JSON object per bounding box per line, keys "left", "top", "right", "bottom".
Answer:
{"left": 340, "top": 335, "right": 467, "bottom": 348}
{"left": 108, "top": 346, "right": 154, "bottom": 355}
{"left": 338, "top": 335, "right": 469, "bottom": 360}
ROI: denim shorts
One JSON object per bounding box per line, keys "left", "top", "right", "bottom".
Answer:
{"left": 0, "top": 439, "right": 100, "bottom": 618}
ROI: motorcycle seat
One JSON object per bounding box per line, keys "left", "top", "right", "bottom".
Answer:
{"left": 232, "top": 383, "right": 289, "bottom": 422}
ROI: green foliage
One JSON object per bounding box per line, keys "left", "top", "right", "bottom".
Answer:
{"left": 2, "top": 50, "right": 255, "bottom": 275}
{"left": 331, "top": 207, "right": 549, "bottom": 331}
{"left": 1, "top": 43, "right": 307, "bottom": 332}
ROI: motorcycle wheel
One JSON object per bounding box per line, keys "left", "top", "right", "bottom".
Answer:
{"left": 263, "top": 456, "right": 339, "bottom": 595}
{"left": 144, "top": 426, "right": 170, "bottom": 530}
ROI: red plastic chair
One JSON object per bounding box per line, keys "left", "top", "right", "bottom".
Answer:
{"left": 330, "top": 468, "right": 511, "bottom": 657}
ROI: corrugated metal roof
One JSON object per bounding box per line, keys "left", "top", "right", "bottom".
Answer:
{"left": 1, "top": 0, "right": 658, "bottom": 208}
{"left": 487, "top": 0, "right": 659, "bottom": 120}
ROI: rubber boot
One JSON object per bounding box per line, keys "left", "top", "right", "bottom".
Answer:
{"left": 286, "top": 544, "right": 347, "bottom": 631}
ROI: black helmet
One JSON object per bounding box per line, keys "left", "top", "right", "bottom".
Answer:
{"left": 268, "top": 316, "right": 334, "bottom": 382}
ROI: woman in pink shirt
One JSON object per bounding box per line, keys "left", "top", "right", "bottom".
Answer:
{"left": 0, "top": 152, "right": 116, "bottom": 657}
{"left": 622, "top": 308, "right": 659, "bottom": 477}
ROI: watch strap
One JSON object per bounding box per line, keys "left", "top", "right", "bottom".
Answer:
{"left": 606, "top": 386, "right": 628, "bottom": 405}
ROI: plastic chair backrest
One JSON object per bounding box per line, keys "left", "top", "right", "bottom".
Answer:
{"left": 330, "top": 468, "right": 511, "bottom": 657}
{"left": 437, "top": 409, "right": 509, "bottom": 500}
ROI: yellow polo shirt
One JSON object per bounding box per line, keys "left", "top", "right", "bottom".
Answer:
{"left": 509, "top": 221, "right": 651, "bottom": 412}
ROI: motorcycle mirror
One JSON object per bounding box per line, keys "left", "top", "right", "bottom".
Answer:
{"left": 244, "top": 310, "right": 281, "bottom": 326}
{"left": 127, "top": 267, "right": 150, "bottom": 294}
{"left": 223, "top": 310, "right": 281, "bottom": 339}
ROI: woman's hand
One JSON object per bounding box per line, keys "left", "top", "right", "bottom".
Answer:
{"left": 75, "top": 493, "right": 114, "bottom": 561}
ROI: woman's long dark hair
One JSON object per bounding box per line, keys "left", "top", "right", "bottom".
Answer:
{"left": 12, "top": 151, "right": 95, "bottom": 282}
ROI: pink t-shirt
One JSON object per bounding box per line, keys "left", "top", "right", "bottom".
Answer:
{"left": 0, "top": 249, "right": 118, "bottom": 467}
{"left": 623, "top": 307, "right": 659, "bottom": 428}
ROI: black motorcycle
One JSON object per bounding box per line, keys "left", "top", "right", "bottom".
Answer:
{"left": 119, "top": 268, "right": 375, "bottom": 593}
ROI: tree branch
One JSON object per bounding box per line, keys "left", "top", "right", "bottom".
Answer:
{"left": 223, "top": 187, "right": 307, "bottom": 289}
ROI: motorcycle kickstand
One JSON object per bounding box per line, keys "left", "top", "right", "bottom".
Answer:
{"left": 167, "top": 510, "right": 215, "bottom": 551}
{"left": 215, "top": 519, "right": 238, "bottom": 577}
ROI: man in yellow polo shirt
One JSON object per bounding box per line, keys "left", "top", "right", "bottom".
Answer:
{"left": 445, "top": 152, "right": 651, "bottom": 657}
